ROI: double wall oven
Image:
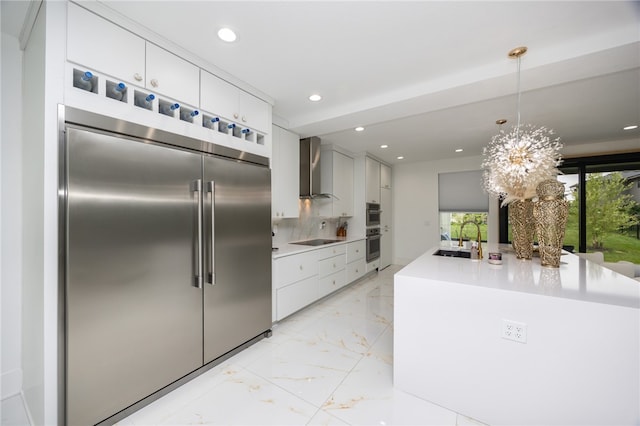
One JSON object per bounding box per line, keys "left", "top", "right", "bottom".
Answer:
{"left": 366, "top": 203, "right": 381, "bottom": 262}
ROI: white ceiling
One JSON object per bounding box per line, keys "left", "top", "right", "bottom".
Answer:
{"left": 3, "top": 1, "right": 640, "bottom": 164}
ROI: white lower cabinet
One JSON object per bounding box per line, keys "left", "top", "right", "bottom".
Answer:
{"left": 366, "top": 259, "right": 380, "bottom": 273}
{"left": 276, "top": 275, "right": 318, "bottom": 321}
{"left": 318, "top": 270, "right": 347, "bottom": 299}
{"left": 346, "top": 240, "right": 366, "bottom": 282}
{"left": 318, "top": 253, "right": 346, "bottom": 299}
{"left": 273, "top": 239, "right": 366, "bottom": 321}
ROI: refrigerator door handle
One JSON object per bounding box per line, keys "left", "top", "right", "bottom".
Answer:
{"left": 207, "top": 180, "right": 216, "bottom": 285}
{"left": 193, "top": 179, "right": 203, "bottom": 288}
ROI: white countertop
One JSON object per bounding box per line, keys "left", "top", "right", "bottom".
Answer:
{"left": 272, "top": 236, "right": 366, "bottom": 259}
{"left": 396, "top": 243, "right": 640, "bottom": 309}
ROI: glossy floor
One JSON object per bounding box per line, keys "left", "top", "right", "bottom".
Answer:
{"left": 1, "top": 265, "right": 487, "bottom": 426}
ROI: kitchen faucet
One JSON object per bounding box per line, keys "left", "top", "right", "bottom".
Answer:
{"left": 458, "top": 221, "right": 483, "bottom": 259}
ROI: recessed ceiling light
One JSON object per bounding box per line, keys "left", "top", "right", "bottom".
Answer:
{"left": 455, "top": 148, "right": 463, "bottom": 153}
{"left": 623, "top": 125, "right": 638, "bottom": 130}
{"left": 397, "top": 156, "right": 404, "bottom": 160}
{"left": 355, "top": 126, "right": 365, "bottom": 132}
{"left": 217, "top": 28, "right": 237, "bottom": 43}
{"left": 380, "top": 145, "right": 388, "bottom": 149}
{"left": 309, "top": 94, "right": 322, "bottom": 102}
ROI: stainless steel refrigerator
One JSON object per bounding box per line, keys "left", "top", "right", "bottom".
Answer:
{"left": 60, "top": 106, "right": 272, "bottom": 425}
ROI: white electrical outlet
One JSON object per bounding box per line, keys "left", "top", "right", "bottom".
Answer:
{"left": 502, "top": 319, "right": 527, "bottom": 343}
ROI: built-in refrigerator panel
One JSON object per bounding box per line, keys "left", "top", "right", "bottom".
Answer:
{"left": 203, "top": 156, "right": 272, "bottom": 363}
{"left": 65, "top": 127, "right": 204, "bottom": 426}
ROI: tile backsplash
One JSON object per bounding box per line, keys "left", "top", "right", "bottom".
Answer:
{"left": 272, "top": 200, "right": 350, "bottom": 247}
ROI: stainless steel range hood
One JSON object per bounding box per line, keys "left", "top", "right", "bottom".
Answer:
{"left": 299, "top": 136, "right": 331, "bottom": 199}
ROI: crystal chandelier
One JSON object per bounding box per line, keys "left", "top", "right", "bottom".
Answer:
{"left": 482, "top": 47, "right": 563, "bottom": 206}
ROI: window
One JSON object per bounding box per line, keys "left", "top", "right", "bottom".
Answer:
{"left": 438, "top": 171, "right": 488, "bottom": 243}
{"left": 440, "top": 212, "right": 488, "bottom": 242}
{"left": 499, "top": 152, "right": 640, "bottom": 264}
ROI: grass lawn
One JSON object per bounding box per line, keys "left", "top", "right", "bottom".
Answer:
{"left": 563, "top": 218, "right": 640, "bottom": 263}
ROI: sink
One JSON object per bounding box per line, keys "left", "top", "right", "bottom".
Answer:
{"left": 290, "top": 238, "right": 342, "bottom": 246}
{"left": 433, "top": 249, "right": 471, "bottom": 259}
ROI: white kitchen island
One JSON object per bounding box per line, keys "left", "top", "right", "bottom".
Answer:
{"left": 394, "top": 244, "right": 639, "bottom": 426}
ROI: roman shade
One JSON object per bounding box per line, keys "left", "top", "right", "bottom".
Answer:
{"left": 438, "top": 170, "right": 489, "bottom": 212}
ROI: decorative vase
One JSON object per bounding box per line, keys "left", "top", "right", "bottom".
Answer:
{"left": 533, "top": 179, "right": 568, "bottom": 268}
{"left": 509, "top": 199, "right": 535, "bottom": 260}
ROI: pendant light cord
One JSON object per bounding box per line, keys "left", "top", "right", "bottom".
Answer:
{"left": 515, "top": 55, "right": 522, "bottom": 142}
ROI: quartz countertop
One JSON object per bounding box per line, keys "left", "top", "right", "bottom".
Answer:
{"left": 396, "top": 243, "right": 640, "bottom": 309}
{"left": 272, "top": 235, "right": 366, "bottom": 259}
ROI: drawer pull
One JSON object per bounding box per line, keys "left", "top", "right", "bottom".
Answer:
{"left": 134, "top": 73, "right": 143, "bottom": 81}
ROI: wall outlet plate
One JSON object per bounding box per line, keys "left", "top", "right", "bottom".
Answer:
{"left": 502, "top": 319, "right": 527, "bottom": 343}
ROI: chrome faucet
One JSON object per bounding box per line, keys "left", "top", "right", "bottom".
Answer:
{"left": 458, "top": 221, "right": 483, "bottom": 259}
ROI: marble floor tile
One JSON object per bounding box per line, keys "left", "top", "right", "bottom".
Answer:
{"left": 1, "top": 394, "right": 30, "bottom": 426}
{"left": 160, "top": 366, "right": 319, "bottom": 425}
{"left": 245, "top": 335, "right": 362, "bottom": 406}
{"left": 112, "top": 264, "right": 472, "bottom": 426}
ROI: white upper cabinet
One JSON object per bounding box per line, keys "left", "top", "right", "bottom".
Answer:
{"left": 380, "top": 163, "right": 391, "bottom": 189}
{"left": 145, "top": 44, "right": 199, "bottom": 106}
{"left": 201, "top": 71, "right": 270, "bottom": 133}
{"left": 67, "top": 3, "right": 145, "bottom": 86}
{"left": 271, "top": 126, "right": 300, "bottom": 219}
{"left": 67, "top": 3, "right": 199, "bottom": 105}
{"left": 320, "top": 150, "right": 354, "bottom": 218}
{"left": 365, "top": 157, "right": 381, "bottom": 204}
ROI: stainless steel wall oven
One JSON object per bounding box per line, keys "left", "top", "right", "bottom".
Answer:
{"left": 366, "top": 202, "right": 381, "bottom": 226}
{"left": 366, "top": 227, "right": 381, "bottom": 262}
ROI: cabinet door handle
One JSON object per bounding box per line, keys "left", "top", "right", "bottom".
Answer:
{"left": 134, "top": 73, "right": 143, "bottom": 82}
{"left": 150, "top": 78, "right": 159, "bottom": 87}
{"left": 208, "top": 181, "right": 216, "bottom": 285}
{"left": 192, "top": 180, "right": 203, "bottom": 289}
{"left": 233, "top": 112, "right": 239, "bottom": 119}
{"left": 299, "top": 265, "right": 303, "bottom": 270}
{"left": 242, "top": 116, "right": 247, "bottom": 122}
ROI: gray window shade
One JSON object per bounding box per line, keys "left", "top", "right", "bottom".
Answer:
{"left": 438, "top": 170, "right": 489, "bottom": 212}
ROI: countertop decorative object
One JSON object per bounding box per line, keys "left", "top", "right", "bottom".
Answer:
{"left": 534, "top": 179, "right": 569, "bottom": 267}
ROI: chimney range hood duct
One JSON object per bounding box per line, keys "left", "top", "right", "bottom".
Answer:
{"left": 299, "top": 136, "right": 331, "bottom": 199}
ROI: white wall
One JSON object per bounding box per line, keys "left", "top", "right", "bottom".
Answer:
{"left": 392, "top": 155, "right": 499, "bottom": 265}
{"left": 21, "top": 2, "right": 66, "bottom": 424}
{"left": 1, "top": 32, "right": 24, "bottom": 401}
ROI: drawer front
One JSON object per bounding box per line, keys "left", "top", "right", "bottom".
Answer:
{"left": 366, "top": 259, "right": 380, "bottom": 273}
{"left": 316, "top": 244, "right": 346, "bottom": 260}
{"left": 346, "top": 240, "right": 366, "bottom": 263}
{"left": 347, "top": 258, "right": 366, "bottom": 283}
{"left": 276, "top": 275, "right": 318, "bottom": 320}
{"left": 318, "top": 254, "right": 346, "bottom": 278}
{"left": 273, "top": 251, "right": 318, "bottom": 289}
{"left": 318, "top": 270, "right": 347, "bottom": 299}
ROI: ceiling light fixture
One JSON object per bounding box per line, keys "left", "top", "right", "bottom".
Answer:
{"left": 308, "top": 94, "right": 322, "bottom": 102}
{"left": 623, "top": 125, "right": 638, "bottom": 130}
{"left": 380, "top": 145, "right": 388, "bottom": 149}
{"left": 397, "top": 156, "right": 404, "bottom": 160}
{"left": 355, "top": 126, "right": 365, "bottom": 132}
{"left": 217, "top": 27, "right": 237, "bottom": 43}
{"left": 455, "top": 148, "right": 463, "bottom": 153}
{"left": 482, "top": 47, "right": 563, "bottom": 205}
